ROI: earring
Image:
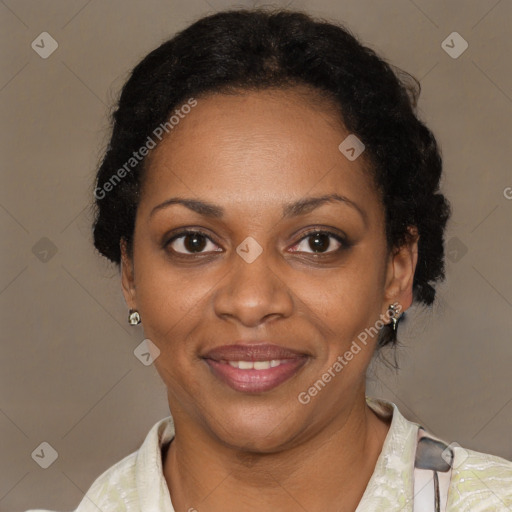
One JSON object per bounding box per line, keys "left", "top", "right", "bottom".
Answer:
{"left": 128, "top": 309, "right": 141, "bottom": 325}
{"left": 387, "top": 303, "right": 404, "bottom": 331}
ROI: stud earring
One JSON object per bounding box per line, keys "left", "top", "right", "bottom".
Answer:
{"left": 387, "top": 303, "right": 404, "bottom": 331}
{"left": 128, "top": 309, "right": 141, "bottom": 325}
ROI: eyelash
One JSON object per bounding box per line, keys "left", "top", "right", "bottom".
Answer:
{"left": 164, "top": 228, "right": 349, "bottom": 258}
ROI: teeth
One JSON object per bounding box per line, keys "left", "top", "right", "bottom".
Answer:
{"left": 226, "top": 360, "right": 286, "bottom": 370}
{"left": 254, "top": 361, "right": 270, "bottom": 370}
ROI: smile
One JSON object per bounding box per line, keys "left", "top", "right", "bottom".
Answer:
{"left": 204, "top": 357, "right": 308, "bottom": 393}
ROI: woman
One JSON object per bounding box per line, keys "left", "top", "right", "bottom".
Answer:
{"left": 28, "top": 7, "right": 512, "bottom": 512}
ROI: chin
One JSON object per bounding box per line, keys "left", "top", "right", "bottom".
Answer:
{"left": 208, "top": 405, "right": 304, "bottom": 454}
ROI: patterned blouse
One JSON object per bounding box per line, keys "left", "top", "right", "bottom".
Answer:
{"left": 27, "top": 397, "right": 512, "bottom": 511}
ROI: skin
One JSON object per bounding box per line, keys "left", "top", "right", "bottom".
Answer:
{"left": 120, "top": 86, "right": 419, "bottom": 512}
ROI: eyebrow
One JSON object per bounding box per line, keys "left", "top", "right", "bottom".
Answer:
{"left": 149, "top": 193, "right": 366, "bottom": 223}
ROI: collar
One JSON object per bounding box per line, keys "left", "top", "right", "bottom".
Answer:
{"left": 356, "top": 396, "right": 419, "bottom": 511}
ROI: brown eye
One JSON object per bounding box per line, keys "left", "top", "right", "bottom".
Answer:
{"left": 290, "top": 230, "right": 344, "bottom": 255}
{"left": 167, "top": 230, "right": 222, "bottom": 255}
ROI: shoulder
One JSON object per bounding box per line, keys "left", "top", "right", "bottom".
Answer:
{"left": 25, "top": 451, "right": 139, "bottom": 512}
{"left": 447, "top": 445, "right": 512, "bottom": 510}
{"left": 367, "top": 396, "right": 512, "bottom": 510}
{"left": 25, "top": 416, "right": 175, "bottom": 512}
{"left": 77, "top": 450, "right": 139, "bottom": 511}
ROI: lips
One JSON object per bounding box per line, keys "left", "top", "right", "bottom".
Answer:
{"left": 202, "top": 343, "right": 308, "bottom": 362}
{"left": 202, "top": 343, "right": 309, "bottom": 393}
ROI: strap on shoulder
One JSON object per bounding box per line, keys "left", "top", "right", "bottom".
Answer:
{"left": 413, "top": 427, "right": 453, "bottom": 512}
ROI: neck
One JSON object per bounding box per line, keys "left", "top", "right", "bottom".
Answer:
{"left": 163, "top": 394, "right": 391, "bottom": 512}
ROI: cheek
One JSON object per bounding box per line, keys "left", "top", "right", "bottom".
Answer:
{"left": 132, "top": 241, "right": 211, "bottom": 334}
{"left": 294, "top": 254, "right": 385, "bottom": 329}
{"left": 135, "top": 259, "right": 209, "bottom": 392}
{"left": 136, "top": 247, "right": 385, "bottom": 328}
{"left": 290, "top": 256, "right": 387, "bottom": 383}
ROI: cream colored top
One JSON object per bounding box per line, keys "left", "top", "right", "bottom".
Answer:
{"left": 27, "top": 397, "right": 512, "bottom": 511}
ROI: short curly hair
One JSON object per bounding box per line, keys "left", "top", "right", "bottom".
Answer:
{"left": 92, "top": 8, "right": 451, "bottom": 347}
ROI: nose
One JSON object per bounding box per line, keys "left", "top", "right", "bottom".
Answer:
{"left": 213, "top": 245, "right": 294, "bottom": 328}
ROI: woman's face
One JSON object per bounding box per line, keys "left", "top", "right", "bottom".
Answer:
{"left": 121, "top": 87, "right": 417, "bottom": 452}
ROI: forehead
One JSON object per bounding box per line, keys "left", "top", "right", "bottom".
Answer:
{"left": 139, "top": 87, "right": 381, "bottom": 222}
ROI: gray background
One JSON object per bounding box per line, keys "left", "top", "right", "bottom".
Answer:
{"left": 1, "top": 0, "right": 511, "bottom": 510}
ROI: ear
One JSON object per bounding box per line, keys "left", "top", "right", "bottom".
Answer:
{"left": 382, "top": 226, "right": 419, "bottom": 314}
{"left": 120, "top": 238, "right": 137, "bottom": 309}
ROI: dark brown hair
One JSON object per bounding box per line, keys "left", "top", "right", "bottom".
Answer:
{"left": 92, "top": 8, "right": 451, "bottom": 347}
